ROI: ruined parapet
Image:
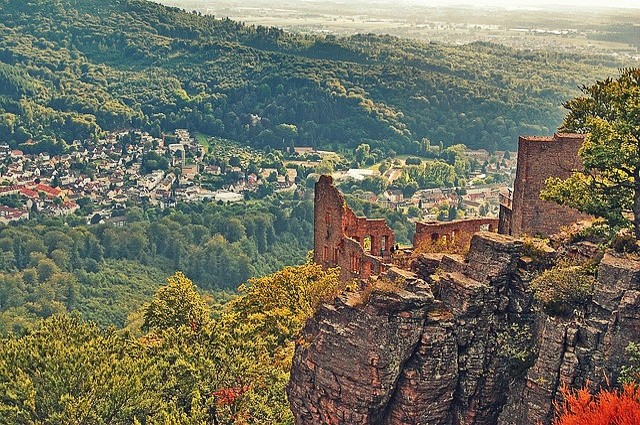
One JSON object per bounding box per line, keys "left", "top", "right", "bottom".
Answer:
{"left": 314, "top": 175, "right": 396, "bottom": 282}
{"left": 507, "top": 133, "right": 588, "bottom": 237}
{"left": 314, "top": 177, "right": 503, "bottom": 283}
{"left": 414, "top": 218, "right": 499, "bottom": 253}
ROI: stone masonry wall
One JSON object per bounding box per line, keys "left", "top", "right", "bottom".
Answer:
{"left": 498, "top": 203, "right": 513, "bottom": 235}
{"left": 414, "top": 218, "right": 499, "bottom": 248}
{"left": 314, "top": 175, "right": 395, "bottom": 281}
{"left": 509, "top": 133, "right": 588, "bottom": 237}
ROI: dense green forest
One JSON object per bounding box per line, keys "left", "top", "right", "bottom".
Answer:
{"left": 0, "top": 198, "right": 312, "bottom": 332}
{"left": 0, "top": 195, "right": 412, "bottom": 333}
{"left": 0, "top": 0, "right": 629, "bottom": 153}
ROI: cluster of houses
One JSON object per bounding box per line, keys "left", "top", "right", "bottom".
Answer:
{"left": 0, "top": 127, "right": 513, "bottom": 226}
{"left": 0, "top": 180, "right": 79, "bottom": 224}
{"left": 0, "top": 129, "right": 297, "bottom": 225}
{"left": 340, "top": 149, "right": 517, "bottom": 220}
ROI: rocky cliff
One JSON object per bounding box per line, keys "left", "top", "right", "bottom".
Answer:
{"left": 287, "top": 232, "right": 640, "bottom": 425}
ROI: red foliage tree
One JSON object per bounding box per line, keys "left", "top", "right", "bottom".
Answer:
{"left": 553, "top": 384, "right": 640, "bottom": 425}
{"left": 212, "top": 385, "right": 250, "bottom": 407}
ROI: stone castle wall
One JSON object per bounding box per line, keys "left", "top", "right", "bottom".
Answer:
{"left": 414, "top": 218, "right": 499, "bottom": 248}
{"left": 314, "top": 176, "right": 502, "bottom": 282}
{"left": 314, "top": 175, "right": 395, "bottom": 281}
{"left": 509, "top": 133, "right": 588, "bottom": 237}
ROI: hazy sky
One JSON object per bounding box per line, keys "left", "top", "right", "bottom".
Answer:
{"left": 406, "top": 0, "right": 640, "bottom": 8}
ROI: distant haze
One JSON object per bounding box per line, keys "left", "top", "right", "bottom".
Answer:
{"left": 403, "top": 0, "right": 639, "bottom": 9}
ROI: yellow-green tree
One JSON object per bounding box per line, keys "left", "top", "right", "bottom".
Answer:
{"left": 225, "top": 262, "right": 342, "bottom": 355}
{"left": 0, "top": 263, "right": 344, "bottom": 424}
{"left": 143, "top": 272, "right": 210, "bottom": 331}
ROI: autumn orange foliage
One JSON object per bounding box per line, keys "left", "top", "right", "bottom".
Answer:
{"left": 553, "top": 384, "right": 640, "bottom": 425}
{"left": 212, "top": 385, "right": 250, "bottom": 407}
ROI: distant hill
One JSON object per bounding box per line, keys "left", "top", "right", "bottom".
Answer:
{"left": 0, "top": 0, "right": 629, "bottom": 152}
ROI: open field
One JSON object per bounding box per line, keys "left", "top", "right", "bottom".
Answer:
{"left": 158, "top": 0, "right": 639, "bottom": 58}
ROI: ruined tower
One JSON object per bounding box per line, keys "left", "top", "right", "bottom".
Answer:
{"left": 500, "top": 133, "right": 587, "bottom": 237}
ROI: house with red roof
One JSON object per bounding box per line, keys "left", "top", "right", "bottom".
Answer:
{"left": 0, "top": 206, "right": 29, "bottom": 224}
{"left": 34, "top": 183, "right": 63, "bottom": 198}
{"left": 49, "top": 201, "right": 79, "bottom": 217}
{"left": 19, "top": 187, "right": 40, "bottom": 200}
{"left": 0, "top": 186, "right": 20, "bottom": 197}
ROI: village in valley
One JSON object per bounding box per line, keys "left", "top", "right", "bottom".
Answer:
{"left": 0, "top": 128, "right": 517, "bottom": 227}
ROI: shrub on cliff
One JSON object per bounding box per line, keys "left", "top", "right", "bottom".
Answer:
{"left": 521, "top": 236, "right": 555, "bottom": 268}
{"left": 621, "top": 342, "right": 640, "bottom": 384}
{"left": 530, "top": 265, "right": 595, "bottom": 316}
{"left": 496, "top": 323, "right": 535, "bottom": 377}
{"left": 553, "top": 384, "right": 640, "bottom": 425}
{"left": 611, "top": 233, "right": 639, "bottom": 254}
{"left": 414, "top": 232, "right": 473, "bottom": 255}
{"left": 568, "top": 220, "right": 611, "bottom": 245}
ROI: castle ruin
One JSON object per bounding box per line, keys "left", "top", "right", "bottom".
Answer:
{"left": 291, "top": 133, "right": 637, "bottom": 425}
{"left": 314, "top": 133, "right": 586, "bottom": 282}
{"left": 314, "top": 175, "right": 499, "bottom": 282}
{"left": 499, "top": 133, "right": 587, "bottom": 237}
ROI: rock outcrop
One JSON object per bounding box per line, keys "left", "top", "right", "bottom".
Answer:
{"left": 287, "top": 232, "right": 640, "bottom": 425}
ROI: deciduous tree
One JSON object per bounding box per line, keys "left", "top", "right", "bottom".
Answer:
{"left": 553, "top": 384, "right": 640, "bottom": 425}
{"left": 143, "top": 272, "right": 210, "bottom": 331}
{"left": 542, "top": 69, "right": 640, "bottom": 237}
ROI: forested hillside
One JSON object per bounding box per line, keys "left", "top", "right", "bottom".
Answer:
{"left": 0, "top": 265, "right": 344, "bottom": 423}
{"left": 0, "top": 199, "right": 314, "bottom": 332}
{"left": 0, "top": 0, "right": 628, "bottom": 153}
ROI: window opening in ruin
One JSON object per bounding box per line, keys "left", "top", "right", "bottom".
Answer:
{"left": 480, "top": 224, "right": 490, "bottom": 231}
{"left": 363, "top": 236, "right": 372, "bottom": 252}
{"left": 381, "top": 236, "right": 387, "bottom": 251}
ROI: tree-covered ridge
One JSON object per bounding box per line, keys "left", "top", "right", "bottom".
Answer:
{"left": 0, "top": 0, "right": 628, "bottom": 153}
{"left": 0, "top": 264, "right": 342, "bottom": 424}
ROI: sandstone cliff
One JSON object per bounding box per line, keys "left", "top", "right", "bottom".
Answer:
{"left": 287, "top": 232, "right": 640, "bottom": 425}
